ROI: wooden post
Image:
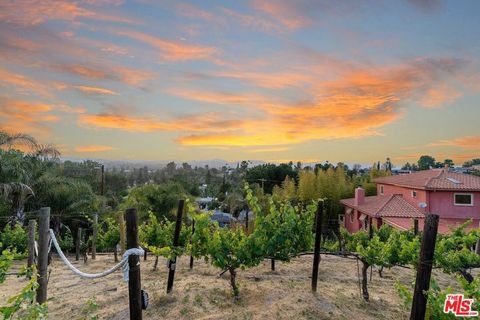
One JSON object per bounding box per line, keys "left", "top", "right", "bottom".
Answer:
{"left": 113, "top": 244, "right": 118, "bottom": 262}
{"left": 311, "top": 200, "right": 323, "bottom": 292}
{"left": 414, "top": 219, "right": 419, "bottom": 236}
{"left": 92, "top": 213, "right": 98, "bottom": 260}
{"left": 27, "top": 220, "right": 36, "bottom": 268}
{"left": 410, "top": 214, "right": 439, "bottom": 320}
{"left": 167, "top": 200, "right": 184, "bottom": 293}
{"left": 368, "top": 217, "right": 373, "bottom": 239}
{"left": 245, "top": 209, "right": 249, "bottom": 233}
{"left": 189, "top": 219, "right": 195, "bottom": 270}
{"left": 76, "top": 227, "right": 82, "bottom": 261}
{"left": 144, "top": 248, "right": 147, "bottom": 261}
{"left": 476, "top": 221, "right": 480, "bottom": 255}
{"left": 36, "top": 207, "right": 50, "bottom": 304}
{"left": 117, "top": 212, "right": 126, "bottom": 255}
{"left": 126, "top": 208, "right": 142, "bottom": 320}
{"left": 271, "top": 259, "right": 275, "bottom": 271}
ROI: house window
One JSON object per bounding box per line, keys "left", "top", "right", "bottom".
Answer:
{"left": 412, "top": 190, "right": 417, "bottom": 198}
{"left": 380, "top": 185, "right": 384, "bottom": 195}
{"left": 454, "top": 193, "right": 473, "bottom": 206}
{"left": 346, "top": 208, "right": 353, "bottom": 223}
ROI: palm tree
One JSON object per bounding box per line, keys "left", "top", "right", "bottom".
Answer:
{"left": 30, "top": 173, "right": 95, "bottom": 233}
{"left": 0, "top": 130, "right": 61, "bottom": 225}
{"left": 0, "top": 149, "right": 35, "bottom": 225}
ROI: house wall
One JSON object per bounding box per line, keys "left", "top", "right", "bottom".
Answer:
{"left": 344, "top": 207, "right": 382, "bottom": 233}
{"left": 428, "top": 191, "right": 480, "bottom": 219}
{"left": 344, "top": 208, "right": 361, "bottom": 233}
{"left": 377, "top": 184, "right": 428, "bottom": 210}
{"left": 377, "top": 184, "right": 480, "bottom": 219}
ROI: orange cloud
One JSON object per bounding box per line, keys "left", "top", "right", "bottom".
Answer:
{"left": 74, "top": 145, "right": 115, "bottom": 152}
{"left": 250, "top": 0, "right": 310, "bottom": 30}
{"left": 80, "top": 57, "right": 465, "bottom": 147}
{"left": 429, "top": 136, "right": 480, "bottom": 149}
{"left": 0, "top": 0, "right": 135, "bottom": 26}
{"left": 78, "top": 112, "right": 245, "bottom": 133}
{"left": 247, "top": 147, "right": 290, "bottom": 153}
{"left": 56, "top": 64, "right": 153, "bottom": 86}
{"left": 74, "top": 85, "right": 119, "bottom": 95}
{"left": 0, "top": 99, "right": 59, "bottom": 136}
{"left": 166, "top": 88, "right": 273, "bottom": 106}
{"left": 0, "top": 67, "right": 53, "bottom": 98}
{"left": 420, "top": 84, "right": 462, "bottom": 108}
{"left": 117, "top": 30, "right": 219, "bottom": 62}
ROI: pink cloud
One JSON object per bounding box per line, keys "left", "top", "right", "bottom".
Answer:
{"left": 0, "top": 0, "right": 135, "bottom": 26}
{"left": 116, "top": 30, "right": 219, "bottom": 62}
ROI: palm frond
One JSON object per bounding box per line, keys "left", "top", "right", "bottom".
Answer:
{"left": 0, "top": 182, "right": 34, "bottom": 198}
{"left": 34, "top": 144, "right": 61, "bottom": 159}
{"left": 0, "top": 131, "right": 38, "bottom": 149}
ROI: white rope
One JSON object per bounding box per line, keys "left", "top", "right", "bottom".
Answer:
{"left": 49, "top": 229, "right": 144, "bottom": 281}
{"left": 47, "top": 237, "right": 52, "bottom": 254}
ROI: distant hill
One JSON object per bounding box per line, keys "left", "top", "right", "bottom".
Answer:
{"left": 61, "top": 158, "right": 267, "bottom": 169}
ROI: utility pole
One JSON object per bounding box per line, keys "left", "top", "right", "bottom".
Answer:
{"left": 101, "top": 164, "right": 105, "bottom": 196}
{"left": 258, "top": 179, "right": 266, "bottom": 192}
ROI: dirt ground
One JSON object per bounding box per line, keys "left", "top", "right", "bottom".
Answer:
{"left": 0, "top": 253, "right": 466, "bottom": 320}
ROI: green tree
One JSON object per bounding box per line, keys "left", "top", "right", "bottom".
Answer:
{"left": 418, "top": 155, "right": 436, "bottom": 170}
{"left": 463, "top": 159, "right": 480, "bottom": 167}
{"left": 123, "top": 182, "right": 187, "bottom": 221}
{"left": 245, "top": 163, "right": 296, "bottom": 194}
{"left": 297, "top": 170, "right": 316, "bottom": 202}
{"left": 443, "top": 159, "right": 454, "bottom": 168}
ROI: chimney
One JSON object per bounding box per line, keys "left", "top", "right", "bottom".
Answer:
{"left": 355, "top": 187, "right": 365, "bottom": 206}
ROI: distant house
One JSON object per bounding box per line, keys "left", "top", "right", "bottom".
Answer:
{"left": 210, "top": 210, "right": 236, "bottom": 227}
{"left": 237, "top": 209, "right": 254, "bottom": 222}
{"left": 196, "top": 197, "right": 215, "bottom": 210}
{"left": 341, "top": 169, "right": 480, "bottom": 234}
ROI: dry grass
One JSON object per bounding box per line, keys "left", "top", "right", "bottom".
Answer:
{"left": 0, "top": 254, "right": 463, "bottom": 319}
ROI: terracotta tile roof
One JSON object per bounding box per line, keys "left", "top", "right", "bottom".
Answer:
{"left": 340, "top": 194, "right": 424, "bottom": 218}
{"left": 374, "top": 169, "right": 480, "bottom": 191}
{"left": 382, "top": 217, "right": 480, "bottom": 235}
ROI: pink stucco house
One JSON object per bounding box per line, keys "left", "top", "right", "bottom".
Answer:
{"left": 340, "top": 169, "right": 480, "bottom": 234}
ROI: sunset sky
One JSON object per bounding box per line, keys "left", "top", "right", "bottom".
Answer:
{"left": 1, "top": 0, "right": 479, "bottom": 165}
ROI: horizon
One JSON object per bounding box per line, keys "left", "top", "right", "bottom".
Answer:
{"left": 1, "top": 1, "right": 479, "bottom": 164}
